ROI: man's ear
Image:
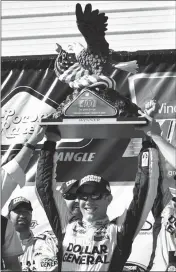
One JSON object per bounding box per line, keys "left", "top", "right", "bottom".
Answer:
{"left": 106, "top": 194, "right": 113, "bottom": 204}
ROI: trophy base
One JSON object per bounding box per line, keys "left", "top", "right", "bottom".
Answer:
{"left": 40, "top": 117, "right": 147, "bottom": 138}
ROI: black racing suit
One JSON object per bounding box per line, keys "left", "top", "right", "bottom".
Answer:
{"left": 36, "top": 140, "right": 161, "bottom": 272}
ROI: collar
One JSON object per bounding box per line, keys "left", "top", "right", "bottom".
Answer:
{"left": 82, "top": 216, "right": 109, "bottom": 228}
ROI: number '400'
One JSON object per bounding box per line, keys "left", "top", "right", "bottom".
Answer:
{"left": 80, "top": 99, "right": 96, "bottom": 108}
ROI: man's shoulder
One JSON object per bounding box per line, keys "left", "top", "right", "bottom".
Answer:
{"left": 34, "top": 230, "right": 57, "bottom": 244}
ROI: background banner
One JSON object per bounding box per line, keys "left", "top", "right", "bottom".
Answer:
{"left": 1, "top": 50, "right": 176, "bottom": 268}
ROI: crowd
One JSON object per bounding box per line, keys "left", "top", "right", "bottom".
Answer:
{"left": 1, "top": 101, "right": 176, "bottom": 271}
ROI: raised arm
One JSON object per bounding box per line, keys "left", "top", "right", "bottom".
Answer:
{"left": 1, "top": 125, "right": 45, "bottom": 208}
{"left": 35, "top": 129, "right": 70, "bottom": 238}
{"left": 138, "top": 100, "right": 176, "bottom": 169}
{"left": 117, "top": 139, "right": 160, "bottom": 255}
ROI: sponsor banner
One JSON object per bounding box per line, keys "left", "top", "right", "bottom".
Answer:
{"left": 129, "top": 73, "right": 176, "bottom": 120}
{"left": 1, "top": 52, "right": 176, "bottom": 269}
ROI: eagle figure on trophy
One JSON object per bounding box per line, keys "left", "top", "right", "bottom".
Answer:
{"left": 53, "top": 3, "right": 141, "bottom": 118}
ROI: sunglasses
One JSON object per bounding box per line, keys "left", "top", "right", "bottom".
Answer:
{"left": 63, "top": 193, "right": 77, "bottom": 200}
{"left": 78, "top": 193, "right": 103, "bottom": 201}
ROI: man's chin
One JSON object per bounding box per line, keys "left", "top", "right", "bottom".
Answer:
{"left": 16, "top": 224, "right": 29, "bottom": 232}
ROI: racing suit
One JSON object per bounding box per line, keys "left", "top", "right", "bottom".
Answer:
{"left": 36, "top": 139, "right": 160, "bottom": 271}
{"left": 19, "top": 230, "right": 58, "bottom": 271}
{"left": 147, "top": 187, "right": 176, "bottom": 271}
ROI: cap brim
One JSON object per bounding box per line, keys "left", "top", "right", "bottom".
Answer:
{"left": 10, "top": 202, "right": 33, "bottom": 212}
{"left": 60, "top": 180, "right": 79, "bottom": 195}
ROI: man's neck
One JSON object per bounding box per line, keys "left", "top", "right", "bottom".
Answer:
{"left": 83, "top": 216, "right": 109, "bottom": 227}
{"left": 19, "top": 229, "right": 31, "bottom": 241}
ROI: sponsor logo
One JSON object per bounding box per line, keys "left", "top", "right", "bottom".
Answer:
{"left": 166, "top": 215, "right": 176, "bottom": 234}
{"left": 66, "top": 179, "right": 77, "bottom": 187}
{"left": 63, "top": 243, "right": 110, "bottom": 265}
{"left": 141, "top": 220, "right": 153, "bottom": 232}
{"left": 93, "top": 230, "right": 110, "bottom": 242}
{"left": 1, "top": 89, "right": 55, "bottom": 145}
{"left": 158, "top": 102, "right": 176, "bottom": 115}
{"left": 30, "top": 220, "right": 38, "bottom": 229}
{"left": 128, "top": 72, "right": 176, "bottom": 120}
{"left": 80, "top": 175, "right": 101, "bottom": 185}
{"left": 56, "top": 152, "right": 96, "bottom": 162}
{"left": 124, "top": 261, "right": 147, "bottom": 272}
{"left": 141, "top": 152, "right": 149, "bottom": 167}
{"left": 41, "top": 257, "right": 58, "bottom": 268}
{"left": 168, "top": 170, "right": 176, "bottom": 177}
{"left": 12, "top": 196, "right": 29, "bottom": 205}
{"left": 168, "top": 265, "right": 176, "bottom": 271}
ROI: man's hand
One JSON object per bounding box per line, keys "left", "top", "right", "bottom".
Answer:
{"left": 137, "top": 110, "right": 161, "bottom": 137}
{"left": 28, "top": 125, "right": 47, "bottom": 146}
{"left": 144, "top": 99, "right": 160, "bottom": 117}
{"left": 45, "top": 126, "right": 61, "bottom": 142}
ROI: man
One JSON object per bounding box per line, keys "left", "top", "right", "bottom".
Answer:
{"left": 8, "top": 196, "right": 58, "bottom": 271}
{"left": 138, "top": 100, "right": 176, "bottom": 271}
{"left": 1, "top": 124, "right": 46, "bottom": 208}
{"left": 36, "top": 127, "right": 160, "bottom": 271}
{"left": 1, "top": 215, "right": 23, "bottom": 271}
{"left": 147, "top": 187, "right": 176, "bottom": 271}
{"left": 138, "top": 100, "right": 176, "bottom": 169}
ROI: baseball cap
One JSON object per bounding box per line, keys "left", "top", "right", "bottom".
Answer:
{"left": 77, "top": 174, "right": 111, "bottom": 194}
{"left": 60, "top": 179, "right": 79, "bottom": 195}
{"left": 8, "top": 197, "right": 33, "bottom": 212}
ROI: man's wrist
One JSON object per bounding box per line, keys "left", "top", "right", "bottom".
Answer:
{"left": 23, "top": 142, "right": 36, "bottom": 151}
{"left": 151, "top": 134, "right": 162, "bottom": 142}
{"left": 43, "top": 140, "right": 56, "bottom": 152}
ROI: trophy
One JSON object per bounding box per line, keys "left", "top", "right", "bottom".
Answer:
{"left": 41, "top": 3, "right": 147, "bottom": 138}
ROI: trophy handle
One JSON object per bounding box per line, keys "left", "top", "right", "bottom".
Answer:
{"left": 88, "top": 82, "right": 107, "bottom": 89}
{"left": 110, "top": 69, "right": 119, "bottom": 79}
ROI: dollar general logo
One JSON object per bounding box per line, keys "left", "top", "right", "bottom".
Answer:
{"left": 41, "top": 257, "right": 58, "bottom": 268}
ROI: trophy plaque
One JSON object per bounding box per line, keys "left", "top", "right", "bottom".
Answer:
{"left": 40, "top": 88, "right": 147, "bottom": 139}
{"left": 40, "top": 3, "right": 147, "bottom": 138}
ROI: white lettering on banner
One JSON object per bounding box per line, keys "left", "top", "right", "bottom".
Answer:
{"left": 159, "top": 102, "right": 176, "bottom": 114}
{"left": 57, "top": 152, "right": 96, "bottom": 162}
{"left": 80, "top": 175, "right": 101, "bottom": 185}
{"left": 2, "top": 124, "right": 35, "bottom": 138}
{"left": 1, "top": 108, "right": 50, "bottom": 139}
{"left": 63, "top": 243, "right": 110, "bottom": 265}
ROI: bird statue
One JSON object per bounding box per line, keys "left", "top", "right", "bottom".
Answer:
{"left": 55, "top": 3, "right": 138, "bottom": 90}
{"left": 52, "top": 3, "right": 140, "bottom": 119}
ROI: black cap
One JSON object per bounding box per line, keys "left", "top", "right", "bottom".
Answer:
{"left": 8, "top": 197, "right": 33, "bottom": 212}
{"left": 60, "top": 179, "right": 79, "bottom": 195}
{"left": 77, "top": 174, "right": 111, "bottom": 194}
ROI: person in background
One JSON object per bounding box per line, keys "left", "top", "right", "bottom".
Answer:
{"left": 8, "top": 196, "right": 58, "bottom": 272}
{"left": 138, "top": 99, "right": 176, "bottom": 169}
{"left": 138, "top": 100, "right": 176, "bottom": 271}
{"left": 1, "top": 215, "right": 23, "bottom": 271}
{"left": 1, "top": 125, "right": 46, "bottom": 208}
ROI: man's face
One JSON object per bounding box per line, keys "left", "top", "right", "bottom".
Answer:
{"left": 9, "top": 206, "right": 32, "bottom": 232}
{"left": 78, "top": 184, "right": 111, "bottom": 223}
{"left": 63, "top": 186, "right": 82, "bottom": 218}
